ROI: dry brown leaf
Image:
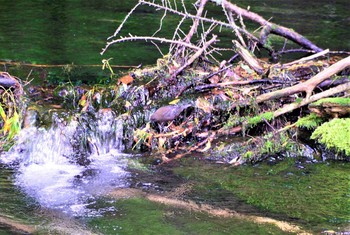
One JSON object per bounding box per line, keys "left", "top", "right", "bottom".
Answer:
{"left": 118, "top": 74, "right": 134, "bottom": 85}
{"left": 195, "top": 97, "right": 214, "bottom": 113}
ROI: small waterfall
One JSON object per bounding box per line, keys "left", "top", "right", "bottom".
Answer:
{"left": 2, "top": 108, "right": 130, "bottom": 216}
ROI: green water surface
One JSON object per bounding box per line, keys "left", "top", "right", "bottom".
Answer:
{"left": 173, "top": 157, "right": 350, "bottom": 233}
{"left": 0, "top": 0, "right": 349, "bottom": 74}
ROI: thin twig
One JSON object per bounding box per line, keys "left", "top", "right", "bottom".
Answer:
{"left": 139, "top": 0, "right": 257, "bottom": 40}
{"left": 284, "top": 49, "right": 329, "bottom": 66}
{"left": 101, "top": 36, "right": 201, "bottom": 55}
{"left": 184, "top": 0, "right": 208, "bottom": 43}
{"left": 108, "top": 2, "right": 142, "bottom": 40}
{"left": 171, "top": 35, "right": 218, "bottom": 78}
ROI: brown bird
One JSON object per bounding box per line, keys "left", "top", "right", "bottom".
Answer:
{"left": 150, "top": 104, "right": 192, "bottom": 122}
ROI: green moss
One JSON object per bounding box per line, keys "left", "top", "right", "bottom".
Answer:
{"left": 174, "top": 158, "right": 350, "bottom": 233}
{"left": 223, "top": 113, "right": 242, "bottom": 129}
{"left": 311, "top": 97, "right": 350, "bottom": 106}
{"left": 243, "top": 151, "right": 253, "bottom": 159}
{"left": 247, "top": 112, "right": 274, "bottom": 127}
{"left": 259, "top": 132, "right": 295, "bottom": 156}
{"left": 296, "top": 113, "right": 324, "bottom": 130}
{"left": 86, "top": 197, "right": 291, "bottom": 235}
{"left": 311, "top": 118, "right": 350, "bottom": 156}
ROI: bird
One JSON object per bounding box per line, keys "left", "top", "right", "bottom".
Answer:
{"left": 150, "top": 104, "right": 192, "bottom": 123}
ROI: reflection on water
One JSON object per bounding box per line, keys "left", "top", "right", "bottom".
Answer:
{"left": 0, "top": 0, "right": 348, "bottom": 68}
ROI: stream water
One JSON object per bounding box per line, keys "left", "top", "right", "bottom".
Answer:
{"left": 2, "top": 110, "right": 129, "bottom": 217}
{"left": 0, "top": 0, "right": 349, "bottom": 234}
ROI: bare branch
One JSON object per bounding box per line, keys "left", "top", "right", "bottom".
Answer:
{"left": 171, "top": 35, "right": 218, "bottom": 79}
{"left": 107, "top": 2, "right": 142, "bottom": 40}
{"left": 184, "top": 0, "right": 208, "bottom": 43}
{"left": 256, "top": 55, "right": 350, "bottom": 103}
{"left": 273, "top": 82, "right": 350, "bottom": 118}
{"left": 217, "top": 0, "right": 323, "bottom": 52}
{"left": 101, "top": 36, "right": 200, "bottom": 55}
{"left": 138, "top": 0, "right": 258, "bottom": 41}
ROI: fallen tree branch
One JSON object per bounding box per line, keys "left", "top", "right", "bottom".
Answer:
{"left": 184, "top": 0, "right": 208, "bottom": 43}
{"left": 273, "top": 82, "right": 350, "bottom": 117}
{"left": 284, "top": 49, "right": 330, "bottom": 66}
{"left": 0, "top": 61, "right": 137, "bottom": 69}
{"left": 216, "top": 0, "right": 323, "bottom": 52}
{"left": 256, "top": 56, "right": 350, "bottom": 103}
{"left": 194, "top": 79, "right": 291, "bottom": 92}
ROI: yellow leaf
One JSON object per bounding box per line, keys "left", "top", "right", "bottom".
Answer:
{"left": 125, "top": 101, "right": 132, "bottom": 108}
{"left": 79, "top": 99, "right": 86, "bottom": 107}
{"left": 3, "top": 119, "right": 11, "bottom": 134}
{"left": 194, "top": 117, "right": 199, "bottom": 125}
{"left": 198, "top": 140, "right": 211, "bottom": 152}
{"left": 79, "top": 95, "right": 87, "bottom": 107}
{"left": 0, "top": 105, "right": 7, "bottom": 121}
{"left": 169, "top": 99, "right": 180, "bottom": 105}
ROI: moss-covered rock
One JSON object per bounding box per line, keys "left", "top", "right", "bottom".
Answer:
{"left": 311, "top": 118, "right": 350, "bottom": 156}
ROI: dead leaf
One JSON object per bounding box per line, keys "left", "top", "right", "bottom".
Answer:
{"left": 118, "top": 74, "right": 134, "bottom": 85}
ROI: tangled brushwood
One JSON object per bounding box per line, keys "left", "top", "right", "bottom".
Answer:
{"left": 98, "top": 0, "right": 350, "bottom": 163}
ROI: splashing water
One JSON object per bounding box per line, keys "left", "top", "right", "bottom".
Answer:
{"left": 2, "top": 109, "right": 130, "bottom": 216}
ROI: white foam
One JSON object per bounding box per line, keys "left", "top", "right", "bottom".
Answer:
{"left": 2, "top": 110, "right": 130, "bottom": 216}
